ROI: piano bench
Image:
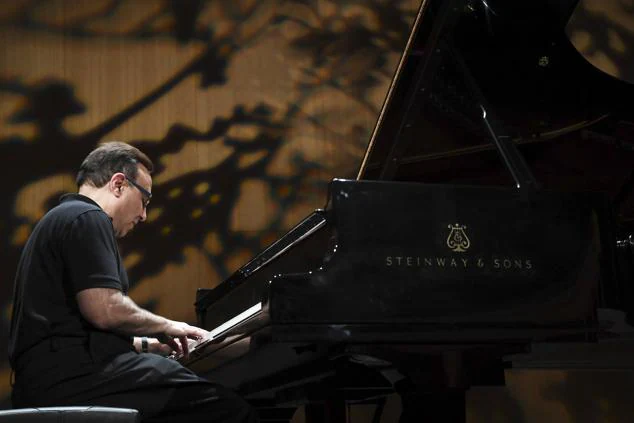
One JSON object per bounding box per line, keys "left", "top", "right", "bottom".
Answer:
{"left": 0, "top": 406, "right": 139, "bottom": 422}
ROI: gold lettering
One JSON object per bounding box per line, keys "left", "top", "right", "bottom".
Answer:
{"left": 386, "top": 254, "right": 533, "bottom": 271}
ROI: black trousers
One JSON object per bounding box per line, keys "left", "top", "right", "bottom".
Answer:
{"left": 12, "top": 337, "right": 258, "bottom": 422}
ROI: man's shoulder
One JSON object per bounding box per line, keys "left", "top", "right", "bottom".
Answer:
{"left": 45, "top": 195, "right": 107, "bottom": 225}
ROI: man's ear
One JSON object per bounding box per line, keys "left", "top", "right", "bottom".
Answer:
{"left": 110, "top": 173, "right": 126, "bottom": 197}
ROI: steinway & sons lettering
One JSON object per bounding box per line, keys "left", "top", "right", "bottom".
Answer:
{"left": 385, "top": 256, "right": 532, "bottom": 270}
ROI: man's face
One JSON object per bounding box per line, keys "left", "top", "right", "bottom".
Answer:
{"left": 113, "top": 165, "right": 152, "bottom": 238}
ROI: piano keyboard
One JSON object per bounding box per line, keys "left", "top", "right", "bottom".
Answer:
{"left": 172, "top": 302, "right": 262, "bottom": 360}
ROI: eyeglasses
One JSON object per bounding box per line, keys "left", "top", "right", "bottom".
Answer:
{"left": 124, "top": 175, "right": 152, "bottom": 209}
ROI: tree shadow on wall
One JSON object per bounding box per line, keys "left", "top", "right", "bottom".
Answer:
{"left": 0, "top": 80, "right": 314, "bottom": 301}
{"left": 0, "top": 38, "right": 230, "bottom": 299}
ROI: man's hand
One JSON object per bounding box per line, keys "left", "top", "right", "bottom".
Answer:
{"left": 155, "top": 321, "right": 209, "bottom": 359}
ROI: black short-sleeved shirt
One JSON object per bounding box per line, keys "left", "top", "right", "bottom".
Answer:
{"left": 9, "top": 194, "right": 131, "bottom": 365}
{"left": 8, "top": 194, "right": 216, "bottom": 414}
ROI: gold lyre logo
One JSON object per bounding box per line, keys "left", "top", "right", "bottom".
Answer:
{"left": 446, "top": 224, "right": 470, "bottom": 252}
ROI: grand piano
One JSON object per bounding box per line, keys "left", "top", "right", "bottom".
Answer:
{"left": 180, "top": 0, "right": 634, "bottom": 421}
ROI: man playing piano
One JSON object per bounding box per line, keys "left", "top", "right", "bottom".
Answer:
{"left": 8, "top": 142, "right": 258, "bottom": 422}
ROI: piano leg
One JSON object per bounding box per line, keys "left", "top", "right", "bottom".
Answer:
{"left": 249, "top": 401, "right": 298, "bottom": 422}
{"left": 398, "top": 388, "right": 466, "bottom": 423}
{"left": 304, "top": 396, "right": 346, "bottom": 423}
{"left": 394, "top": 351, "right": 469, "bottom": 423}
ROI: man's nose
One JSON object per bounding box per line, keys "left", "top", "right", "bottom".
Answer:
{"left": 140, "top": 207, "right": 147, "bottom": 222}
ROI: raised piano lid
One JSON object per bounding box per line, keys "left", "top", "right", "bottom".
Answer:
{"left": 356, "top": 0, "right": 634, "bottom": 231}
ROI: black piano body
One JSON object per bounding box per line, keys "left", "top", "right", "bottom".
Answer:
{"left": 184, "top": 179, "right": 624, "bottom": 421}
{"left": 181, "top": 0, "right": 634, "bottom": 421}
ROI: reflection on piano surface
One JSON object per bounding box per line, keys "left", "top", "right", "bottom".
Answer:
{"left": 179, "top": 0, "right": 634, "bottom": 421}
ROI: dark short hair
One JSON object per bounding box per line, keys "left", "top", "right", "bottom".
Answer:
{"left": 76, "top": 141, "right": 154, "bottom": 188}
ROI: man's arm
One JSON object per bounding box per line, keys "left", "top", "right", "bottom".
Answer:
{"left": 77, "top": 287, "right": 207, "bottom": 357}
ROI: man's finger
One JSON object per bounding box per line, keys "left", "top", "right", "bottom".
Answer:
{"left": 156, "top": 334, "right": 181, "bottom": 354}
{"left": 179, "top": 336, "right": 190, "bottom": 359}
{"left": 155, "top": 333, "right": 171, "bottom": 344}
{"left": 167, "top": 338, "right": 180, "bottom": 353}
